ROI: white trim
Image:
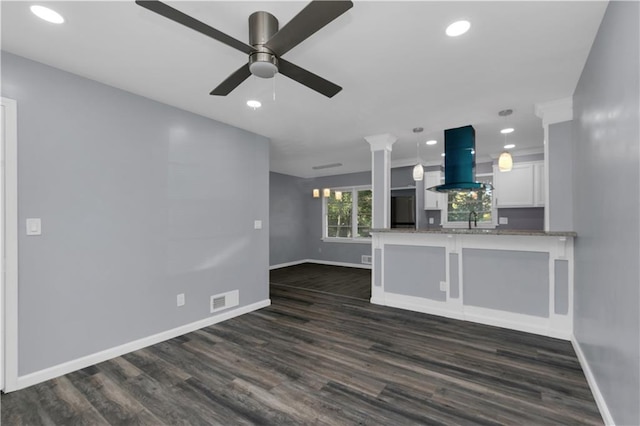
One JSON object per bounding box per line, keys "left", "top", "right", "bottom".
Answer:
{"left": 1, "top": 97, "right": 19, "bottom": 392}
{"left": 6, "top": 299, "right": 271, "bottom": 392}
{"left": 364, "top": 133, "right": 397, "bottom": 152}
{"left": 534, "top": 97, "right": 573, "bottom": 127}
{"left": 571, "top": 336, "right": 614, "bottom": 425}
{"left": 321, "top": 237, "right": 372, "bottom": 244}
{"left": 379, "top": 292, "right": 465, "bottom": 320}
{"left": 376, "top": 292, "right": 568, "bottom": 339}
{"left": 464, "top": 306, "right": 570, "bottom": 340}
{"left": 306, "top": 259, "right": 372, "bottom": 270}
{"left": 269, "top": 260, "right": 307, "bottom": 270}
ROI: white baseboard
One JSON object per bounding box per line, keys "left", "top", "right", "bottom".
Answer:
{"left": 381, "top": 292, "right": 464, "bottom": 321}
{"left": 571, "top": 336, "right": 614, "bottom": 425}
{"left": 9, "top": 299, "right": 271, "bottom": 392}
{"left": 306, "top": 259, "right": 372, "bottom": 270}
{"left": 374, "top": 292, "right": 570, "bottom": 340}
{"left": 269, "top": 260, "right": 307, "bottom": 270}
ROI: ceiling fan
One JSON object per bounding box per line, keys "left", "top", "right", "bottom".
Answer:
{"left": 135, "top": 0, "right": 353, "bottom": 98}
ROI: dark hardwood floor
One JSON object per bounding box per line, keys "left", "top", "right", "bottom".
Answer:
{"left": 270, "top": 263, "right": 371, "bottom": 300}
{"left": 2, "top": 265, "right": 602, "bottom": 425}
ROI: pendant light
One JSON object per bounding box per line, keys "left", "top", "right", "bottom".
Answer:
{"left": 498, "top": 151, "right": 513, "bottom": 172}
{"left": 412, "top": 127, "right": 424, "bottom": 181}
{"left": 498, "top": 109, "right": 514, "bottom": 172}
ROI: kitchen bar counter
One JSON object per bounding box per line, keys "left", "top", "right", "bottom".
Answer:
{"left": 370, "top": 228, "right": 574, "bottom": 339}
{"left": 371, "top": 228, "right": 576, "bottom": 237}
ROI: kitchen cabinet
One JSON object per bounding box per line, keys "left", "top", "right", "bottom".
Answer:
{"left": 494, "top": 161, "right": 544, "bottom": 208}
{"left": 534, "top": 162, "right": 545, "bottom": 207}
{"left": 424, "top": 171, "right": 445, "bottom": 210}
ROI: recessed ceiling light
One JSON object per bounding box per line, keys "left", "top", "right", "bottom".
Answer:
{"left": 504, "top": 144, "right": 515, "bottom": 149}
{"left": 30, "top": 5, "right": 64, "bottom": 24}
{"left": 446, "top": 20, "right": 470, "bottom": 37}
{"left": 500, "top": 128, "right": 514, "bottom": 134}
{"left": 246, "top": 100, "right": 261, "bottom": 109}
{"left": 426, "top": 140, "right": 438, "bottom": 146}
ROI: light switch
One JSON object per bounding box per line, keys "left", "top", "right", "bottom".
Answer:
{"left": 254, "top": 220, "right": 262, "bottom": 229}
{"left": 26, "top": 218, "right": 42, "bottom": 236}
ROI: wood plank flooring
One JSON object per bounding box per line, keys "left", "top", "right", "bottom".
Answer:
{"left": 2, "top": 266, "right": 602, "bottom": 425}
{"left": 270, "top": 263, "right": 371, "bottom": 300}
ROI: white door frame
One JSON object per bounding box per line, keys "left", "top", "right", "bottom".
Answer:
{"left": 1, "top": 97, "right": 19, "bottom": 392}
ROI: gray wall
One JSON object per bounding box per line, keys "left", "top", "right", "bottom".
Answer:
{"left": 2, "top": 52, "right": 270, "bottom": 376}
{"left": 548, "top": 121, "right": 574, "bottom": 231}
{"left": 572, "top": 2, "right": 640, "bottom": 425}
{"left": 269, "top": 172, "right": 307, "bottom": 266}
{"left": 304, "top": 171, "right": 371, "bottom": 265}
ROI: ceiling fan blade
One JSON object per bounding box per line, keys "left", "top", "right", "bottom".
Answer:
{"left": 265, "top": 1, "right": 353, "bottom": 57}
{"left": 210, "top": 63, "right": 252, "bottom": 96}
{"left": 278, "top": 59, "right": 342, "bottom": 98}
{"left": 136, "top": 0, "right": 254, "bottom": 55}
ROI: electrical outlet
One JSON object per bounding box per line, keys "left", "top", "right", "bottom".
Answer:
{"left": 254, "top": 220, "right": 262, "bottom": 229}
{"left": 439, "top": 281, "right": 447, "bottom": 292}
{"left": 177, "top": 293, "right": 185, "bottom": 307}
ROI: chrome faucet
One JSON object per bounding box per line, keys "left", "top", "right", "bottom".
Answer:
{"left": 468, "top": 211, "right": 478, "bottom": 229}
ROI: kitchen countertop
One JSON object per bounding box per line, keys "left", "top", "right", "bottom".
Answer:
{"left": 370, "top": 228, "right": 577, "bottom": 237}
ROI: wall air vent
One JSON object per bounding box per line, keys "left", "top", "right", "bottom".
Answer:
{"left": 210, "top": 290, "right": 239, "bottom": 313}
{"left": 361, "top": 255, "right": 372, "bottom": 265}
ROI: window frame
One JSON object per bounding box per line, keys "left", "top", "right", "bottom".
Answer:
{"left": 322, "top": 185, "right": 373, "bottom": 243}
{"left": 441, "top": 172, "right": 497, "bottom": 229}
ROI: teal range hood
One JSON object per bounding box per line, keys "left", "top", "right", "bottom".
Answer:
{"left": 428, "top": 125, "right": 492, "bottom": 193}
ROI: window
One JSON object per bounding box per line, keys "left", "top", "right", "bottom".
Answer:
{"left": 443, "top": 175, "right": 495, "bottom": 227}
{"left": 325, "top": 187, "right": 372, "bottom": 240}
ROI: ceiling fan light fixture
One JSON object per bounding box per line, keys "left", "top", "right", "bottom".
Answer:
{"left": 446, "top": 20, "right": 470, "bottom": 37}
{"left": 30, "top": 5, "right": 64, "bottom": 24}
{"left": 249, "top": 52, "right": 278, "bottom": 78}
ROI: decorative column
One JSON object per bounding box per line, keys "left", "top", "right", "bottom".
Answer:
{"left": 535, "top": 97, "right": 573, "bottom": 232}
{"left": 364, "top": 133, "right": 397, "bottom": 229}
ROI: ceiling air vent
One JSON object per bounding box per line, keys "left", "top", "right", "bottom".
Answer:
{"left": 312, "top": 163, "right": 342, "bottom": 170}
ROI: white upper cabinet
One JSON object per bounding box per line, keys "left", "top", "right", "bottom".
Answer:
{"left": 493, "top": 161, "right": 545, "bottom": 208}
{"left": 533, "top": 162, "right": 545, "bottom": 207}
{"left": 424, "top": 171, "right": 445, "bottom": 210}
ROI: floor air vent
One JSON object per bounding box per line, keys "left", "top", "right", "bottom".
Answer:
{"left": 210, "top": 290, "right": 239, "bottom": 313}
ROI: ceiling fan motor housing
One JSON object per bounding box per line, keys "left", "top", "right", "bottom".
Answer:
{"left": 249, "top": 11, "right": 279, "bottom": 78}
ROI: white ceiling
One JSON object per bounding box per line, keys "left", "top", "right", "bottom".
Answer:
{"left": 1, "top": 1, "right": 607, "bottom": 178}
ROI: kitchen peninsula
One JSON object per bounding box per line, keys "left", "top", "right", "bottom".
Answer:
{"left": 370, "top": 228, "right": 576, "bottom": 339}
